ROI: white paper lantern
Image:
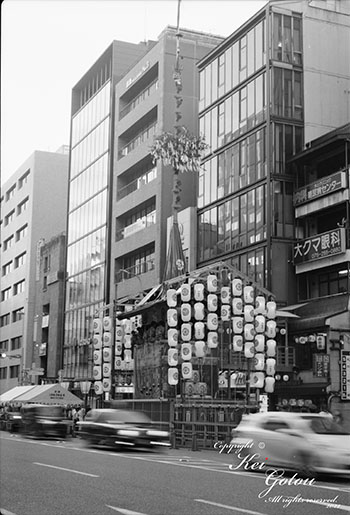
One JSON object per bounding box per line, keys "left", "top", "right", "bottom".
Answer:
{"left": 232, "top": 297, "right": 243, "bottom": 315}
{"left": 93, "top": 318, "right": 102, "bottom": 334}
{"left": 221, "top": 304, "right": 231, "bottom": 321}
{"left": 181, "top": 283, "right": 191, "bottom": 302}
{"left": 115, "top": 327, "right": 124, "bottom": 341}
{"left": 250, "top": 372, "right": 265, "bottom": 389}
{"left": 265, "top": 376, "right": 275, "bottom": 393}
{"left": 255, "top": 295, "right": 266, "bottom": 315}
{"left": 266, "top": 358, "right": 276, "bottom": 376}
{"left": 255, "top": 314, "right": 266, "bottom": 333}
{"left": 207, "top": 294, "right": 218, "bottom": 312}
{"left": 168, "top": 368, "right": 179, "bottom": 385}
{"left": 244, "top": 305, "right": 254, "bottom": 323}
{"left": 181, "top": 362, "right": 193, "bottom": 379}
{"left": 266, "top": 339, "right": 276, "bottom": 357}
{"left": 194, "top": 302, "right": 205, "bottom": 321}
{"left": 233, "top": 335, "right": 243, "bottom": 352}
{"left": 124, "top": 350, "right": 132, "bottom": 362}
{"left": 94, "top": 381, "right": 103, "bottom": 395}
{"left": 168, "top": 347, "right": 179, "bottom": 366}
{"left": 181, "top": 323, "right": 192, "bottom": 342}
{"left": 254, "top": 353, "right": 265, "bottom": 371}
{"left": 207, "top": 313, "right": 218, "bottom": 331}
{"left": 93, "top": 335, "right": 102, "bottom": 348}
{"left": 232, "top": 278, "right": 243, "bottom": 296}
{"left": 181, "top": 303, "right": 191, "bottom": 322}
{"left": 221, "top": 287, "right": 230, "bottom": 304}
{"left": 115, "top": 343, "right": 123, "bottom": 355}
{"left": 124, "top": 335, "right": 131, "bottom": 349}
{"left": 266, "top": 320, "right": 277, "bottom": 338}
{"left": 244, "top": 341, "right": 255, "bottom": 358}
{"left": 207, "top": 331, "right": 218, "bottom": 348}
{"left": 266, "top": 301, "right": 277, "bottom": 319}
{"left": 194, "top": 341, "right": 206, "bottom": 357}
{"left": 194, "top": 283, "right": 204, "bottom": 301}
{"left": 167, "top": 308, "right": 178, "bottom": 327}
{"left": 232, "top": 316, "right": 243, "bottom": 334}
{"left": 93, "top": 349, "right": 102, "bottom": 364}
{"left": 195, "top": 382, "right": 208, "bottom": 396}
{"left": 102, "top": 378, "right": 111, "bottom": 392}
{"left": 207, "top": 274, "right": 217, "bottom": 292}
{"left": 103, "top": 348, "right": 112, "bottom": 362}
{"left": 103, "top": 316, "right": 112, "bottom": 332}
{"left": 184, "top": 382, "right": 194, "bottom": 396}
{"left": 124, "top": 320, "right": 132, "bottom": 334}
{"left": 103, "top": 332, "right": 112, "bottom": 347}
{"left": 93, "top": 365, "right": 102, "bottom": 380}
{"left": 115, "top": 357, "right": 122, "bottom": 370}
{"left": 167, "top": 288, "right": 177, "bottom": 307}
{"left": 192, "top": 370, "right": 200, "bottom": 383}
{"left": 102, "top": 363, "right": 111, "bottom": 377}
{"left": 194, "top": 321, "right": 205, "bottom": 339}
{"left": 244, "top": 323, "right": 255, "bottom": 341}
{"left": 168, "top": 328, "right": 178, "bottom": 347}
{"left": 254, "top": 334, "right": 265, "bottom": 352}
{"left": 244, "top": 285, "right": 254, "bottom": 304}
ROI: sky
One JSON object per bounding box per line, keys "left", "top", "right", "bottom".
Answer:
{"left": 1, "top": 0, "right": 267, "bottom": 185}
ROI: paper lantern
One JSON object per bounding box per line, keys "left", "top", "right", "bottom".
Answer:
{"left": 103, "top": 332, "right": 112, "bottom": 347}
{"left": 167, "top": 288, "right": 177, "bottom": 307}
{"left": 168, "top": 368, "right": 179, "bottom": 385}
{"left": 124, "top": 335, "right": 131, "bottom": 349}
{"left": 255, "top": 314, "right": 266, "bottom": 333}
{"left": 207, "top": 313, "right": 218, "bottom": 331}
{"left": 93, "top": 365, "right": 102, "bottom": 380}
{"left": 124, "top": 349, "right": 132, "bottom": 362}
{"left": 102, "top": 363, "right": 111, "bottom": 377}
{"left": 207, "top": 274, "right": 218, "bottom": 292}
{"left": 207, "top": 294, "right": 218, "bottom": 312}
{"left": 181, "top": 283, "right": 191, "bottom": 302}
{"left": 265, "top": 376, "right": 275, "bottom": 393}
{"left": 266, "top": 320, "right": 277, "bottom": 338}
{"left": 221, "top": 304, "right": 231, "bottom": 321}
{"left": 266, "top": 358, "right": 276, "bottom": 376}
{"left": 207, "top": 331, "right": 218, "bottom": 348}
{"left": 232, "top": 297, "right": 243, "bottom": 315}
{"left": 181, "top": 343, "right": 192, "bottom": 360}
{"left": 124, "top": 320, "right": 132, "bottom": 334}
{"left": 102, "top": 378, "right": 111, "bottom": 392}
{"left": 115, "top": 327, "right": 124, "bottom": 341}
{"left": 244, "top": 323, "right": 255, "bottom": 341}
{"left": 192, "top": 370, "right": 200, "bottom": 383}
{"left": 181, "top": 303, "right": 191, "bottom": 322}
{"left": 255, "top": 295, "right": 266, "bottom": 315}
{"left": 266, "top": 339, "right": 276, "bottom": 357}
{"left": 115, "top": 343, "right": 122, "bottom": 355}
{"left": 94, "top": 381, "right": 103, "bottom": 395}
{"left": 194, "top": 321, "right": 205, "bottom": 339}
{"left": 184, "top": 382, "right": 194, "bottom": 396}
{"left": 115, "top": 318, "right": 121, "bottom": 326}
{"left": 221, "top": 287, "right": 230, "bottom": 304}
{"left": 194, "top": 341, "right": 206, "bottom": 357}
{"left": 244, "top": 341, "right": 255, "bottom": 358}
{"left": 266, "top": 301, "right": 277, "bottom": 319}
{"left": 93, "top": 335, "right": 102, "bottom": 349}
{"left": 250, "top": 372, "right": 264, "bottom": 389}
{"left": 93, "top": 349, "right": 102, "bottom": 364}
{"left": 115, "top": 357, "right": 122, "bottom": 370}
{"left": 232, "top": 316, "right": 243, "bottom": 334}
{"left": 194, "top": 283, "right": 204, "bottom": 301}
{"left": 103, "top": 316, "right": 112, "bottom": 332}
{"left": 254, "top": 334, "right": 265, "bottom": 352}
{"left": 181, "top": 323, "right": 192, "bottom": 342}
{"left": 233, "top": 335, "right": 243, "bottom": 352}
{"left": 316, "top": 334, "right": 326, "bottom": 350}
{"left": 194, "top": 302, "right": 205, "bottom": 321}
{"left": 244, "top": 285, "right": 254, "bottom": 304}
{"left": 232, "top": 278, "right": 242, "bottom": 296}
{"left": 93, "top": 318, "right": 102, "bottom": 334}
{"left": 167, "top": 308, "right": 178, "bottom": 327}
{"left": 168, "top": 348, "right": 178, "bottom": 366}
{"left": 244, "top": 305, "right": 254, "bottom": 323}
{"left": 195, "top": 382, "right": 207, "bottom": 396}
{"left": 182, "top": 362, "right": 193, "bottom": 379}
{"left": 103, "top": 348, "right": 112, "bottom": 362}
{"left": 168, "top": 328, "right": 178, "bottom": 347}
{"left": 253, "top": 353, "right": 265, "bottom": 371}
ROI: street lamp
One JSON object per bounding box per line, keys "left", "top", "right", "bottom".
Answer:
{"left": 80, "top": 380, "right": 91, "bottom": 412}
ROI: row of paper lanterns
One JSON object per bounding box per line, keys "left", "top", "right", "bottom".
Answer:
{"left": 92, "top": 316, "right": 113, "bottom": 395}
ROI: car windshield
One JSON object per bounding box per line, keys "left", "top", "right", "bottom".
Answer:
{"left": 96, "top": 410, "right": 151, "bottom": 424}
{"left": 305, "top": 416, "right": 350, "bottom": 435}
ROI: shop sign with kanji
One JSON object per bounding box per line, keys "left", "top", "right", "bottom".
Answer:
{"left": 293, "top": 170, "right": 347, "bottom": 206}
{"left": 313, "top": 354, "right": 330, "bottom": 378}
{"left": 340, "top": 350, "right": 350, "bottom": 401}
{"left": 294, "top": 228, "right": 345, "bottom": 265}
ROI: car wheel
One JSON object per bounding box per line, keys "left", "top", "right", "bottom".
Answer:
{"left": 295, "top": 451, "right": 317, "bottom": 479}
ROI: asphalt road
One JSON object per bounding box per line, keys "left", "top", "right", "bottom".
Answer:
{"left": 1, "top": 432, "right": 349, "bottom": 515}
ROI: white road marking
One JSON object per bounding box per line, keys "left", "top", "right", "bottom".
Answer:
{"left": 304, "top": 499, "right": 350, "bottom": 512}
{"left": 106, "top": 506, "right": 148, "bottom": 515}
{"left": 0, "top": 509, "right": 18, "bottom": 515}
{"left": 195, "top": 499, "right": 267, "bottom": 514}
{"left": 33, "top": 462, "right": 99, "bottom": 477}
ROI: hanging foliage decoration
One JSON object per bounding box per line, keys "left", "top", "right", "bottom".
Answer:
{"left": 150, "top": 126, "right": 208, "bottom": 174}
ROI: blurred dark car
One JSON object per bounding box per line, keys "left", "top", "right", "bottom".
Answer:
{"left": 4, "top": 412, "right": 23, "bottom": 433}
{"left": 21, "top": 404, "right": 68, "bottom": 438}
{"left": 77, "top": 408, "right": 171, "bottom": 450}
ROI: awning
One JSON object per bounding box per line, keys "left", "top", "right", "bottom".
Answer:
{"left": 274, "top": 382, "right": 328, "bottom": 397}
{"left": 0, "top": 385, "right": 37, "bottom": 403}
{"left": 288, "top": 295, "right": 350, "bottom": 332}
{"left": 12, "top": 384, "right": 83, "bottom": 405}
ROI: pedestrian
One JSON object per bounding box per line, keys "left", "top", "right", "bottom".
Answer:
{"left": 333, "top": 410, "right": 343, "bottom": 426}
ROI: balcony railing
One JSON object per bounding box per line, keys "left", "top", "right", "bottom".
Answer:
{"left": 116, "top": 211, "right": 156, "bottom": 241}
{"left": 120, "top": 79, "right": 159, "bottom": 120}
{"left": 119, "top": 122, "right": 157, "bottom": 159}
{"left": 117, "top": 167, "right": 157, "bottom": 200}
{"left": 115, "top": 260, "right": 155, "bottom": 283}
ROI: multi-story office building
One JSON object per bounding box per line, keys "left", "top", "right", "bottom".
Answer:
{"left": 197, "top": 0, "right": 350, "bottom": 307}
{"left": 63, "top": 30, "right": 223, "bottom": 389}
{"left": 0, "top": 149, "right": 69, "bottom": 393}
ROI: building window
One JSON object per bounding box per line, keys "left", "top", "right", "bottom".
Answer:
{"left": 276, "top": 346, "right": 295, "bottom": 366}
{"left": 10, "top": 365, "right": 20, "bottom": 379}
{"left": 13, "top": 280, "right": 25, "bottom": 296}
{"left": 0, "top": 340, "right": 8, "bottom": 352}
{"left": 0, "top": 368, "right": 7, "bottom": 380}
{"left": 16, "top": 224, "right": 28, "bottom": 241}
{"left": 118, "top": 245, "right": 155, "bottom": 280}
{"left": 12, "top": 308, "right": 24, "bottom": 322}
{"left": 3, "top": 235, "right": 14, "bottom": 251}
{"left": 43, "top": 276, "right": 48, "bottom": 290}
{"left": 274, "top": 123, "right": 303, "bottom": 174}
{"left": 17, "top": 197, "right": 29, "bottom": 215}
{"left": 1, "top": 288, "right": 11, "bottom": 302}
{"left": 0, "top": 314, "right": 10, "bottom": 327}
{"left": 2, "top": 261, "right": 12, "bottom": 276}
{"left": 15, "top": 252, "right": 26, "bottom": 269}
{"left": 117, "top": 200, "right": 156, "bottom": 240}
{"left": 6, "top": 185, "right": 16, "bottom": 201}
{"left": 273, "top": 13, "right": 302, "bottom": 65}
{"left": 273, "top": 68, "right": 303, "bottom": 120}
{"left": 18, "top": 170, "right": 30, "bottom": 189}
{"left": 5, "top": 210, "right": 15, "bottom": 226}
{"left": 43, "top": 255, "right": 50, "bottom": 272}
{"left": 11, "top": 336, "right": 22, "bottom": 350}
